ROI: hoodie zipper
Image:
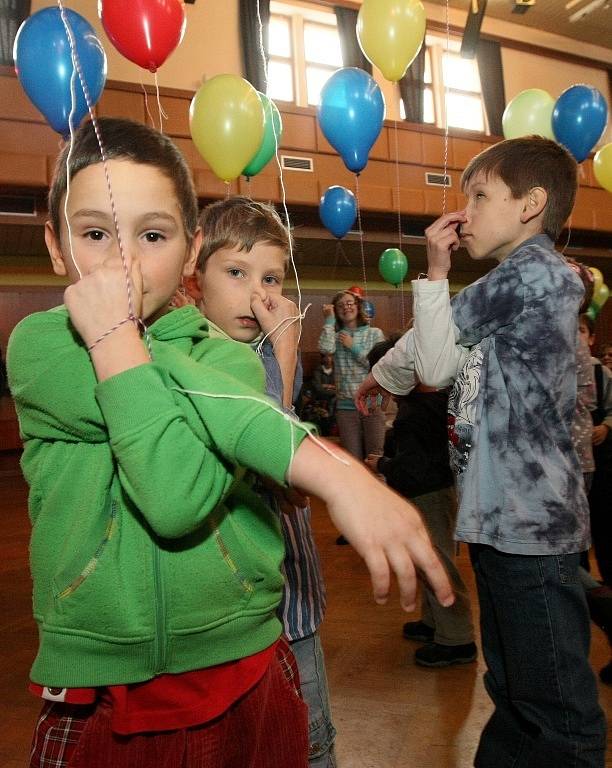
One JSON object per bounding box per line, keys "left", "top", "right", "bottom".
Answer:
{"left": 152, "top": 542, "right": 166, "bottom": 673}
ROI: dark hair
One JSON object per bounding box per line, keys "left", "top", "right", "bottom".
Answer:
{"left": 461, "top": 136, "right": 577, "bottom": 241}
{"left": 197, "top": 196, "right": 290, "bottom": 271}
{"left": 48, "top": 117, "right": 198, "bottom": 242}
{"left": 367, "top": 336, "right": 398, "bottom": 370}
{"left": 332, "top": 291, "right": 368, "bottom": 328}
{"left": 579, "top": 313, "right": 595, "bottom": 336}
{"left": 565, "top": 257, "right": 594, "bottom": 314}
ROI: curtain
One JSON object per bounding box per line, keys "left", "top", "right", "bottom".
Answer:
{"left": 476, "top": 39, "right": 505, "bottom": 137}
{"left": 239, "top": 0, "right": 270, "bottom": 93}
{"left": 0, "top": 0, "right": 30, "bottom": 66}
{"left": 398, "top": 45, "right": 426, "bottom": 123}
{"left": 334, "top": 6, "right": 371, "bottom": 73}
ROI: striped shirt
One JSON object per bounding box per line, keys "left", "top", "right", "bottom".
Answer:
{"left": 319, "top": 319, "right": 385, "bottom": 408}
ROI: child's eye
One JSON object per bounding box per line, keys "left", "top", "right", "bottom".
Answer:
{"left": 85, "top": 229, "right": 106, "bottom": 241}
{"left": 263, "top": 275, "right": 280, "bottom": 285}
{"left": 228, "top": 268, "right": 244, "bottom": 278}
{"left": 144, "top": 231, "right": 165, "bottom": 243}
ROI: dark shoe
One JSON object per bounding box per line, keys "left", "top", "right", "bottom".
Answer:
{"left": 600, "top": 661, "right": 612, "bottom": 685}
{"left": 402, "top": 620, "right": 435, "bottom": 643}
{"left": 414, "top": 642, "right": 477, "bottom": 668}
{"left": 335, "top": 535, "right": 349, "bottom": 545}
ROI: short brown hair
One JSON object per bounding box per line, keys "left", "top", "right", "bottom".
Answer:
{"left": 48, "top": 117, "right": 198, "bottom": 242}
{"left": 197, "top": 196, "right": 290, "bottom": 271}
{"left": 461, "top": 136, "right": 577, "bottom": 241}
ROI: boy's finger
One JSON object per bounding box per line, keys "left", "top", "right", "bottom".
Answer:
{"left": 386, "top": 544, "right": 418, "bottom": 612}
{"left": 426, "top": 210, "right": 467, "bottom": 235}
{"left": 363, "top": 549, "right": 392, "bottom": 605}
{"left": 414, "top": 544, "right": 455, "bottom": 608}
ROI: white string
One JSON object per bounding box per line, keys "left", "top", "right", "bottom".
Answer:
{"left": 154, "top": 71, "right": 169, "bottom": 133}
{"left": 173, "top": 387, "right": 351, "bottom": 467}
{"left": 443, "top": 0, "right": 450, "bottom": 214}
{"left": 255, "top": 302, "right": 312, "bottom": 355}
{"left": 255, "top": 1, "right": 303, "bottom": 344}
{"left": 56, "top": 0, "right": 152, "bottom": 359}
{"left": 62, "top": 19, "right": 81, "bottom": 279}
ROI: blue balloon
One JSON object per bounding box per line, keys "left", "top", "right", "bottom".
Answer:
{"left": 362, "top": 300, "right": 375, "bottom": 320}
{"left": 14, "top": 8, "right": 107, "bottom": 136}
{"left": 319, "top": 185, "right": 357, "bottom": 238}
{"left": 552, "top": 85, "right": 608, "bottom": 163}
{"left": 318, "top": 68, "right": 385, "bottom": 174}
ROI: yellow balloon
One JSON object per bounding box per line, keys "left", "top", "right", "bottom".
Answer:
{"left": 357, "top": 0, "right": 426, "bottom": 83}
{"left": 589, "top": 267, "right": 604, "bottom": 294}
{"left": 593, "top": 142, "right": 612, "bottom": 194}
{"left": 189, "top": 75, "right": 264, "bottom": 183}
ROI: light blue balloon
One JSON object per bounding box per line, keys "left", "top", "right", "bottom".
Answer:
{"left": 362, "top": 300, "right": 375, "bottom": 319}
{"left": 318, "top": 68, "right": 385, "bottom": 174}
{"left": 14, "top": 7, "right": 107, "bottom": 136}
{"left": 319, "top": 185, "right": 357, "bottom": 238}
{"left": 552, "top": 85, "right": 608, "bottom": 163}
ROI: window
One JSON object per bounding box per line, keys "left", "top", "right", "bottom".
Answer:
{"left": 400, "top": 34, "right": 487, "bottom": 133}
{"left": 267, "top": 2, "right": 343, "bottom": 107}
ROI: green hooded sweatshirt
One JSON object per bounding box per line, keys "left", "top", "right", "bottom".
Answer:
{"left": 8, "top": 305, "right": 306, "bottom": 688}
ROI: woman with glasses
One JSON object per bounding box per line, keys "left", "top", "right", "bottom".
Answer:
{"left": 319, "top": 289, "right": 386, "bottom": 509}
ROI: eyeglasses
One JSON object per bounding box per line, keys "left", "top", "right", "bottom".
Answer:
{"left": 337, "top": 302, "right": 356, "bottom": 310}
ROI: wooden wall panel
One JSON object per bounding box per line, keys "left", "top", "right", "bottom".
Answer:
{"left": 421, "top": 132, "right": 454, "bottom": 168}
{"left": 282, "top": 112, "right": 317, "bottom": 152}
{"left": 0, "top": 153, "right": 47, "bottom": 187}
{"left": 97, "top": 89, "right": 146, "bottom": 123}
{"left": 147, "top": 95, "right": 190, "bottom": 137}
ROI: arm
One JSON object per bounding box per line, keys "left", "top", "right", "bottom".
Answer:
{"left": 287, "top": 438, "right": 454, "bottom": 612}
{"left": 343, "top": 325, "right": 385, "bottom": 366}
{"left": 318, "top": 305, "right": 337, "bottom": 354}
{"left": 354, "top": 329, "right": 416, "bottom": 415}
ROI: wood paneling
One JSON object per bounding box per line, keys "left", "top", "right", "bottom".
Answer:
{"left": 0, "top": 153, "right": 47, "bottom": 187}
{"left": 97, "top": 89, "right": 146, "bottom": 123}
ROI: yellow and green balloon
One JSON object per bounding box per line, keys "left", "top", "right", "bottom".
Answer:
{"left": 502, "top": 89, "right": 555, "bottom": 140}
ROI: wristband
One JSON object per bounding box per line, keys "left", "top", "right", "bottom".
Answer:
{"left": 86, "top": 315, "right": 140, "bottom": 352}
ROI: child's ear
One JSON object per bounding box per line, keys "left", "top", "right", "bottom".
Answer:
{"left": 521, "top": 187, "right": 547, "bottom": 224}
{"left": 183, "top": 226, "right": 202, "bottom": 279}
{"left": 45, "top": 221, "right": 68, "bottom": 277}
{"left": 184, "top": 272, "right": 202, "bottom": 302}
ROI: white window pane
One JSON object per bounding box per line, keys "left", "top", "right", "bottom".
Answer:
{"left": 304, "top": 22, "right": 342, "bottom": 66}
{"left": 306, "top": 66, "right": 335, "bottom": 106}
{"left": 268, "top": 15, "right": 291, "bottom": 57}
{"left": 424, "top": 88, "right": 435, "bottom": 124}
{"left": 426, "top": 33, "right": 460, "bottom": 53}
{"left": 399, "top": 97, "right": 406, "bottom": 120}
{"left": 446, "top": 92, "right": 484, "bottom": 131}
{"left": 442, "top": 53, "right": 481, "bottom": 92}
{"left": 424, "top": 49, "right": 432, "bottom": 84}
{"left": 267, "top": 59, "right": 294, "bottom": 102}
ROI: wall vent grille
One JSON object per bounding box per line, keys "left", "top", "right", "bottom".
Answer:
{"left": 281, "top": 155, "right": 314, "bottom": 172}
{"left": 425, "top": 172, "right": 451, "bottom": 187}
{"left": 0, "top": 195, "right": 37, "bottom": 216}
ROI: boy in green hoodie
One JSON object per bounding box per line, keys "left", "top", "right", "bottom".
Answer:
{"left": 8, "top": 117, "right": 452, "bottom": 768}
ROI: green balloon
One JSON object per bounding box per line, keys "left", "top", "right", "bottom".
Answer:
{"left": 243, "top": 93, "right": 283, "bottom": 178}
{"left": 502, "top": 88, "right": 555, "bottom": 140}
{"left": 586, "top": 304, "right": 599, "bottom": 321}
{"left": 378, "top": 248, "right": 408, "bottom": 286}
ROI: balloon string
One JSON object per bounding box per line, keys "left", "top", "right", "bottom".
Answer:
{"left": 400, "top": 280, "right": 406, "bottom": 328}
{"left": 56, "top": 0, "right": 152, "bottom": 360}
{"left": 154, "top": 70, "right": 168, "bottom": 133}
{"left": 354, "top": 174, "right": 368, "bottom": 299}
{"left": 256, "top": 0, "right": 303, "bottom": 345}
{"left": 394, "top": 119, "right": 402, "bottom": 251}
{"left": 443, "top": 0, "right": 450, "bottom": 215}
{"left": 140, "top": 78, "right": 156, "bottom": 129}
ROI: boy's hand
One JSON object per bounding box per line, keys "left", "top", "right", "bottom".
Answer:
{"left": 592, "top": 424, "right": 609, "bottom": 446}
{"left": 425, "top": 211, "right": 467, "bottom": 281}
{"left": 364, "top": 453, "right": 381, "bottom": 472}
{"left": 169, "top": 288, "right": 195, "bottom": 309}
{"left": 64, "top": 257, "right": 143, "bottom": 348}
{"left": 322, "top": 304, "right": 335, "bottom": 318}
{"left": 355, "top": 372, "right": 392, "bottom": 415}
{"left": 288, "top": 439, "right": 454, "bottom": 612}
{"left": 251, "top": 293, "right": 300, "bottom": 352}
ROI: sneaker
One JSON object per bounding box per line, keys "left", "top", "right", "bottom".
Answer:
{"left": 600, "top": 661, "right": 612, "bottom": 685}
{"left": 414, "top": 642, "right": 477, "bottom": 668}
{"left": 402, "top": 620, "right": 435, "bottom": 643}
{"left": 335, "top": 535, "right": 349, "bottom": 545}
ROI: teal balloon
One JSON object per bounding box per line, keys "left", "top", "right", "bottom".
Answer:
{"left": 379, "top": 248, "right": 408, "bottom": 286}
{"left": 243, "top": 93, "right": 283, "bottom": 178}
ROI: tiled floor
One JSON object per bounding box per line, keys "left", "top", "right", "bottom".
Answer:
{"left": 0, "top": 451, "right": 609, "bottom": 766}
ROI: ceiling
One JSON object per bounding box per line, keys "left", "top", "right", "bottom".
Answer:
{"left": 426, "top": 0, "right": 611, "bottom": 50}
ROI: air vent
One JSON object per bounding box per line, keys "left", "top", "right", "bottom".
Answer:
{"left": 0, "top": 194, "right": 38, "bottom": 216}
{"left": 280, "top": 155, "right": 314, "bottom": 172}
{"left": 425, "top": 172, "right": 451, "bottom": 187}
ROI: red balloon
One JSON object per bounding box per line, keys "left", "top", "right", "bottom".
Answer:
{"left": 100, "top": 0, "right": 186, "bottom": 72}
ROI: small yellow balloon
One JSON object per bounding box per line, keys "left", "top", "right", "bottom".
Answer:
{"left": 589, "top": 267, "right": 604, "bottom": 294}
{"left": 593, "top": 142, "right": 612, "bottom": 194}
{"left": 189, "top": 74, "right": 264, "bottom": 183}
{"left": 502, "top": 89, "right": 555, "bottom": 140}
{"left": 357, "top": 0, "right": 426, "bottom": 83}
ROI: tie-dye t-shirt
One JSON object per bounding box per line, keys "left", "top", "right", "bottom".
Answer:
{"left": 448, "top": 234, "right": 590, "bottom": 555}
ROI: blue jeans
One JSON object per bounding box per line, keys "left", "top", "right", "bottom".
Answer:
{"left": 470, "top": 545, "right": 606, "bottom": 768}
{"left": 290, "top": 632, "right": 337, "bottom": 767}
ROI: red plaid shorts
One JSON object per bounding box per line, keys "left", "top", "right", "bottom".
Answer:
{"left": 29, "top": 639, "right": 308, "bottom": 768}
